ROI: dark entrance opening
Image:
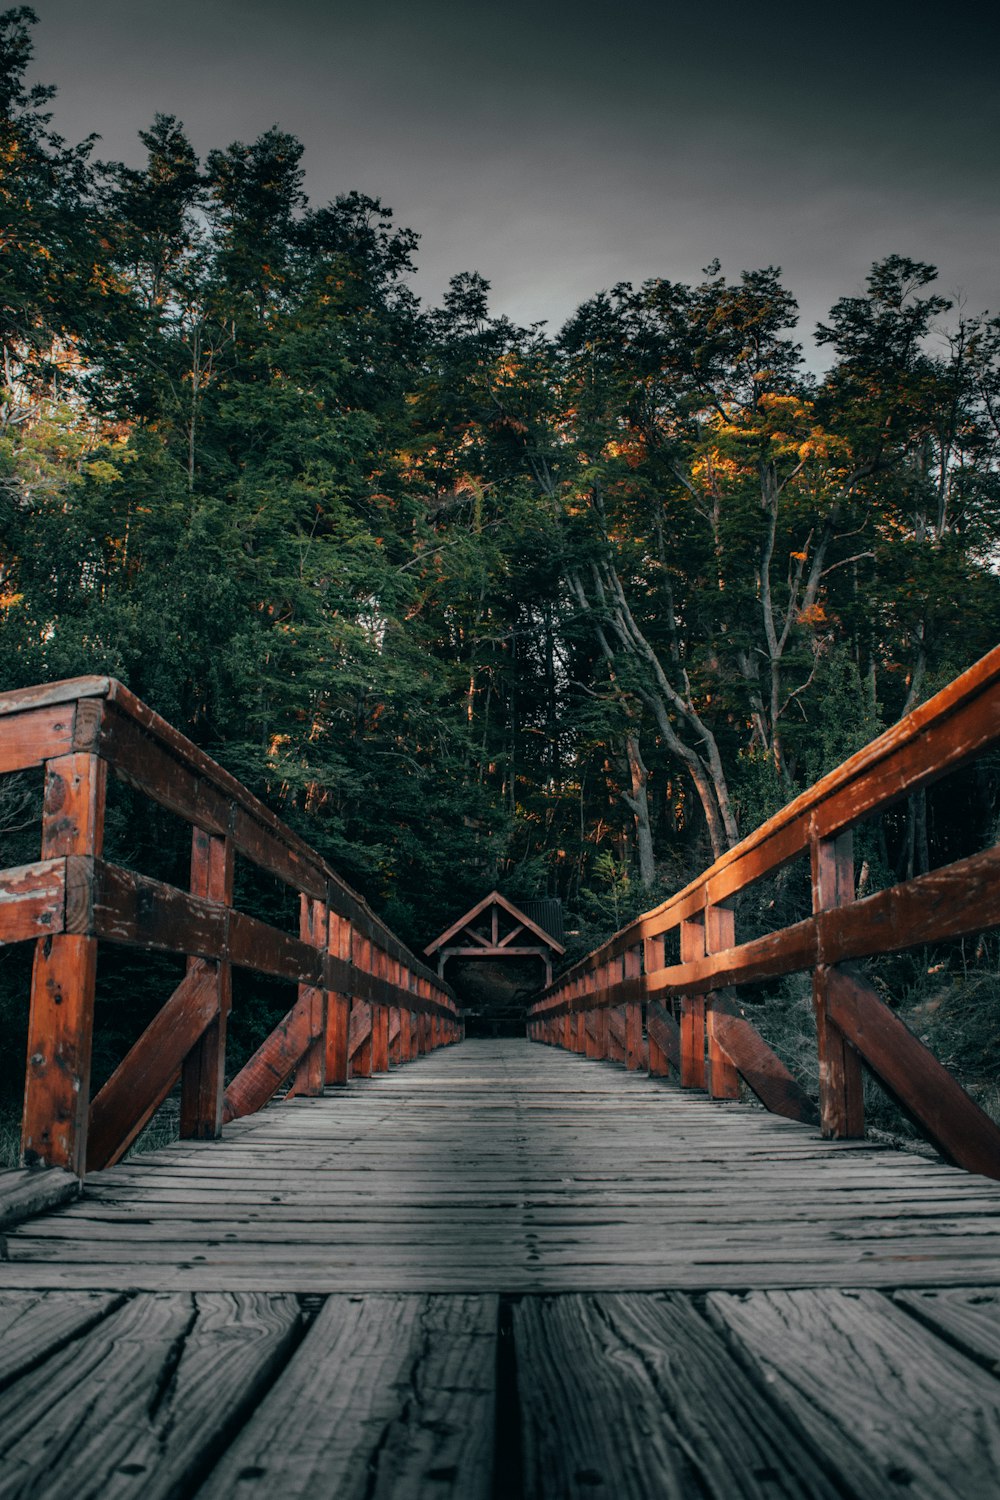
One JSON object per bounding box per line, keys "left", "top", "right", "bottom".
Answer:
{"left": 424, "top": 892, "right": 565, "bottom": 1039}
{"left": 445, "top": 955, "right": 549, "bottom": 1037}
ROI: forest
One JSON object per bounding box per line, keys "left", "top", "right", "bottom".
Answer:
{"left": 2, "top": 7, "right": 999, "bottom": 1128}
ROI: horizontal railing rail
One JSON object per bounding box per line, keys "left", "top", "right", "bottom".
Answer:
{"left": 527, "top": 646, "right": 1000, "bottom": 1180}
{"left": 0, "top": 676, "right": 460, "bottom": 1178}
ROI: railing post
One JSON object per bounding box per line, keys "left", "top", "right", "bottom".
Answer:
{"left": 289, "top": 894, "right": 328, "bottom": 1096}
{"left": 180, "top": 825, "right": 234, "bottom": 1137}
{"left": 326, "top": 910, "right": 351, "bottom": 1086}
{"left": 812, "top": 827, "right": 864, "bottom": 1137}
{"left": 679, "top": 917, "right": 706, "bottom": 1088}
{"left": 705, "top": 905, "right": 740, "bottom": 1100}
{"left": 353, "top": 936, "right": 373, "bottom": 1077}
{"left": 371, "top": 947, "right": 389, "bottom": 1073}
{"left": 22, "top": 750, "right": 107, "bottom": 1173}
{"left": 389, "top": 961, "right": 402, "bottom": 1065}
{"left": 416, "top": 980, "right": 429, "bottom": 1054}
{"left": 400, "top": 977, "right": 412, "bottom": 1062}
{"left": 644, "top": 935, "right": 670, "bottom": 1077}
{"left": 574, "top": 977, "right": 586, "bottom": 1053}
{"left": 624, "top": 944, "right": 643, "bottom": 1070}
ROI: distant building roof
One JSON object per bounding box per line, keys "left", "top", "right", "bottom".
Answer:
{"left": 424, "top": 890, "right": 565, "bottom": 961}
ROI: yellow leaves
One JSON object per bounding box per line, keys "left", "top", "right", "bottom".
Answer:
{"left": 0, "top": 591, "right": 24, "bottom": 610}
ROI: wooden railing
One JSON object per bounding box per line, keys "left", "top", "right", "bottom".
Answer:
{"left": 527, "top": 646, "right": 1000, "bottom": 1180}
{"left": 0, "top": 677, "right": 461, "bottom": 1178}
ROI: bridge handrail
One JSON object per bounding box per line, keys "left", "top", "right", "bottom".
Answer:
{"left": 527, "top": 646, "right": 1000, "bottom": 1180}
{"left": 0, "top": 676, "right": 460, "bottom": 1178}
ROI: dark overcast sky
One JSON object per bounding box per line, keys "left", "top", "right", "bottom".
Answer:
{"left": 25, "top": 0, "right": 1000, "bottom": 363}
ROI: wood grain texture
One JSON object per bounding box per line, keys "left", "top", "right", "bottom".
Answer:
{"left": 514, "top": 1292, "right": 842, "bottom": 1499}
{"left": 0, "top": 859, "right": 66, "bottom": 944}
{"left": 196, "top": 1295, "right": 496, "bottom": 1499}
{"left": 0, "top": 705, "right": 76, "bottom": 774}
{"left": 22, "top": 933, "right": 97, "bottom": 1174}
{"left": 0, "top": 1167, "right": 79, "bottom": 1231}
{"left": 0, "top": 1291, "right": 300, "bottom": 1500}
{"left": 707, "top": 1287, "right": 1000, "bottom": 1500}
{"left": 0, "top": 1290, "right": 120, "bottom": 1391}
{"left": 894, "top": 1287, "right": 1000, "bottom": 1373}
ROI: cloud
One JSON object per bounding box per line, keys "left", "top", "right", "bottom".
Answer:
{"left": 28, "top": 0, "right": 1000, "bottom": 358}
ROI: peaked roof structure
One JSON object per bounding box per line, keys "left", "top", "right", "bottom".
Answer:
{"left": 424, "top": 890, "right": 564, "bottom": 984}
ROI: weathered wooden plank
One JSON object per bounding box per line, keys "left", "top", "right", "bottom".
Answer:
{"left": 515, "top": 1292, "right": 842, "bottom": 1499}
{"left": 0, "top": 1290, "right": 120, "bottom": 1391}
{"left": 707, "top": 1287, "right": 1000, "bottom": 1500}
{"left": 894, "top": 1288, "right": 1000, "bottom": 1373}
{"left": 87, "top": 858, "right": 227, "bottom": 958}
{"left": 97, "top": 704, "right": 231, "bottom": 837}
{"left": 607, "top": 1006, "right": 626, "bottom": 1057}
{"left": 0, "top": 704, "right": 76, "bottom": 774}
{"left": 87, "top": 965, "right": 220, "bottom": 1171}
{"left": 0, "top": 859, "right": 66, "bottom": 944}
{"left": 0, "top": 1168, "right": 80, "bottom": 1231}
{"left": 229, "top": 908, "right": 324, "bottom": 985}
{"left": 0, "top": 677, "right": 111, "bottom": 719}
{"left": 197, "top": 1294, "right": 496, "bottom": 1498}
{"left": 0, "top": 1291, "right": 300, "bottom": 1499}
{"left": 825, "top": 967, "right": 1000, "bottom": 1179}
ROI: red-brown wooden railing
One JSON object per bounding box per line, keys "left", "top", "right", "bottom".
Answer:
{"left": 0, "top": 676, "right": 461, "bottom": 1178}
{"left": 528, "top": 646, "right": 1000, "bottom": 1180}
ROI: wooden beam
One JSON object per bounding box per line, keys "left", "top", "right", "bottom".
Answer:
{"left": 22, "top": 752, "right": 106, "bottom": 1175}
{"left": 0, "top": 704, "right": 76, "bottom": 774}
{"left": 824, "top": 966, "right": 1000, "bottom": 1180}
{"left": 326, "top": 910, "right": 351, "bottom": 1086}
{"left": 0, "top": 859, "right": 67, "bottom": 944}
{"left": 222, "top": 983, "right": 320, "bottom": 1122}
{"left": 812, "top": 830, "right": 864, "bottom": 1139}
{"left": 647, "top": 1001, "right": 680, "bottom": 1076}
{"left": 287, "top": 895, "right": 328, "bottom": 1099}
{"left": 708, "top": 997, "right": 819, "bottom": 1126}
{"left": 180, "top": 827, "right": 233, "bottom": 1139}
{"left": 87, "top": 966, "right": 219, "bottom": 1171}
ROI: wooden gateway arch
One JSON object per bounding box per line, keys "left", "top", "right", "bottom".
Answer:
{"left": 424, "top": 890, "right": 565, "bottom": 988}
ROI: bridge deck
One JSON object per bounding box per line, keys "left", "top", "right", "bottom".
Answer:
{"left": 3, "top": 1039, "right": 1000, "bottom": 1496}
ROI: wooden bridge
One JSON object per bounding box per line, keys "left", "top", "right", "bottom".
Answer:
{"left": 1, "top": 654, "right": 1000, "bottom": 1496}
